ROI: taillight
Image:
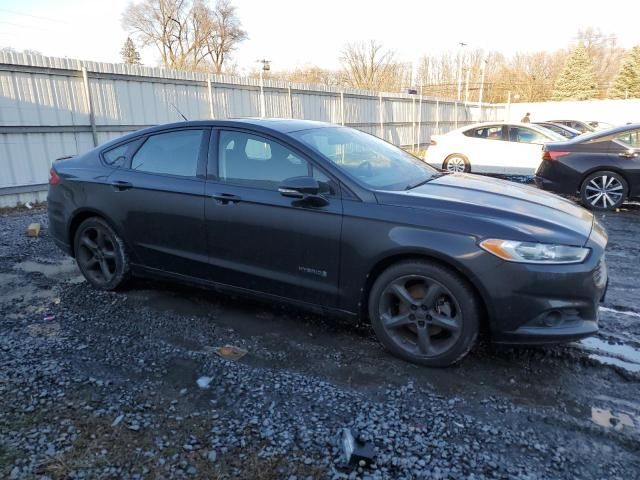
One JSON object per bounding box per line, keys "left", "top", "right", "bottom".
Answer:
{"left": 542, "top": 151, "right": 570, "bottom": 161}
{"left": 429, "top": 139, "right": 437, "bottom": 146}
{"left": 49, "top": 168, "right": 61, "bottom": 186}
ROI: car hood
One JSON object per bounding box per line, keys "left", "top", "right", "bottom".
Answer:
{"left": 376, "top": 173, "right": 594, "bottom": 246}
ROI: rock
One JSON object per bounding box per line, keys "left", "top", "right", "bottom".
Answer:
{"left": 207, "top": 450, "right": 217, "bottom": 463}
{"left": 27, "top": 223, "right": 41, "bottom": 237}
{"left": 112, "top": 414, "right": 124, "bottom": 427}
{"left": 196, "top": 376, "right": 213, "bottom": 389}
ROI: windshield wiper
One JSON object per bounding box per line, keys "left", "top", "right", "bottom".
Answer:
{"left": 405, "top": 172, "right": 447, "bottom": 190}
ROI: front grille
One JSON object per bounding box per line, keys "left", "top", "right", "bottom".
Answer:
{"left": 593, "top": 255, "right": 607, "bottom": 289}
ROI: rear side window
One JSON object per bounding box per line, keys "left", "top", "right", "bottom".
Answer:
{"left": 103, "top": 142, "right": 137, "bottom": 167}
{"left": 464, "top": 126, "right": 503, "bottom": 140}
{"left": 615, "top": 129, "right": 640, "bottom": 148}
{"left": 131, "top": 130, "right": 203, "bottom": 177}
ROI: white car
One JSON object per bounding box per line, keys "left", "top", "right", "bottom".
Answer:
{"left": 424, "top": 122, "right": 564, "bottom": 175}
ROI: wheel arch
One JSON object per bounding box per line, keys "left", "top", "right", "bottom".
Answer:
{"left": 67, "top": 209, "right": 125, "bottom": 258}
{"left": 579, "top": 167, "right": 630, "bottom": 192}
{"left": 360, "top": 250, "right": 491, "bottom": 333}
{"left": 443, "top": 153, "right": 470, "bottom": 172}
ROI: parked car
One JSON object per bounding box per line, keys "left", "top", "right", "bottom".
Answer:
{"left": 586, "top": 121, "right": 616, "bottom": 131}
{"left": 536, "top": 123, "right": 640, "bottom": 210}
{"left": 424, "top": 122, "right": 564, "bottom": 175}
{"left": 533, "top": 122, "right": 582, "bottom": 139}
{"left": 547, "top": 120, "right": 596, "bottom": 134}
{"left": 48, "top": 119, "right": 608, "bottom": 367}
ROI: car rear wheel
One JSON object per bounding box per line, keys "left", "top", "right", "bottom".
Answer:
{"left": 74, "top": 217, "right": 130, "bottom": 290}
{"left": 580, "top": 171, "right": 627, "bottom": 211}
{"left": 443, "top": 154, "right": 470, "bottom": 173}
{"left": 368, "top": 261, "right": 480, "bottom": 367}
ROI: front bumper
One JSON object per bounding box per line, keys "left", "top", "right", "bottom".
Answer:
{"left": 485, "top": 225, "right": 608, "bottom": 345}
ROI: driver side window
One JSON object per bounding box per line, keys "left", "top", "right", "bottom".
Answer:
{"left": 218, "top": 131, "right": 311, "bottom": 190}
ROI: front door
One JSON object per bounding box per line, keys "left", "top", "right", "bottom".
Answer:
{"left": 504, "top": 125, "right": 549, "bottom": 175}
{"left": 107, "top": 128, "right": 210, "bottom": 278}
{"left": 204, "top": 129, "right": 343, "bottom": 307}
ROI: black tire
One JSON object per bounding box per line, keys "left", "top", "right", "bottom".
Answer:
{"left": 73, "top": 217, "right": 130, "bottom": 290}
{"left": 580, "top": 170, "right": 628, "bottom": 211}
{"left": 368, "top": 260, "right": 480, "bottom": 367}
{"left": 443, "top": 154, "right": 470, "bottom": 173}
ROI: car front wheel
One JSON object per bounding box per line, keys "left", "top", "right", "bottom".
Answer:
{"left": 368, "top": 261, "right": 480, "bottom": 367}
{"left": 74, "top": 217, "right": 130, "bottom": 290}
{"left": 580, "top": 171, "right": 627, "bottom": 211}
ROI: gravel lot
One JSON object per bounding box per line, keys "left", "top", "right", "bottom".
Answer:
{"left": 1, "top": 202, "right": 639, "bottom": 479}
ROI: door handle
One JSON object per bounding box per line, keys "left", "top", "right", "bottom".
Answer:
{"left": 211, "top": 193, "right": 242, "bottom": 204}
{"left": 110, "top": 180, "right": 133, "bottom": 191}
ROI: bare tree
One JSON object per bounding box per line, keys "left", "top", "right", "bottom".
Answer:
{"left": 203, "top": 0, "right": 247, "bottom": 73}
{"left": 340, "top": 41, "right": 400, "bottom": 91}
{"left": 122, "top": 0, "right": 246, "bottom": 72}
{"left": 269, "top": 65, "right": 342, "bottom": 87}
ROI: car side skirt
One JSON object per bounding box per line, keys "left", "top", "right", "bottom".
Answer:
{"left": 130, "top": 263, "right": 359, "bottom": 321}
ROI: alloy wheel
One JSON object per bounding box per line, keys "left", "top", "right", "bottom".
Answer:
{"left": 77, "top": 225, "right": 117, "bottom": 285}
{"left": 378, "top": 275, "right": 462, "bottom": 357}
{"left": 445, "top": 157, "right": 467, "bottom": 173}
{"left": 585, "top": 175, "right": 624, "bottom": 209}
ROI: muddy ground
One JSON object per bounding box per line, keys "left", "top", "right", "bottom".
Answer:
{"left": 1, "top": 202, "right": 639, "bottom": 479}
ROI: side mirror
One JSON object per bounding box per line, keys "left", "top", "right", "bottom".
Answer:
{"left": 278, "top": 176, "right": 320, "bottom": 197}
{"left": 619, "top": 149, "right": 638, "bottom": 159}
{"left": 278, "top": 176, "right": 328, "bottom": 206}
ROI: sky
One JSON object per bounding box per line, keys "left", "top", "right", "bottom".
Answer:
{"left": 0, "top": 0, "right": 638, "bottom": 74}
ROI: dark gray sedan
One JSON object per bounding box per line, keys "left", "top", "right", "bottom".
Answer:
{"left": 48, "top": 119, "right": 608, "bottom": 366}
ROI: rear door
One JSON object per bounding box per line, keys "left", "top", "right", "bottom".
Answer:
{"left": 106, "top": 128, "right": 210, "bottom": 278}
{"left": 611, "top": 128, "right": 640, "bottom": 197}
{"left": 461, "top": 125, "right": 507, "bottom": 173}
{"left": 203, "top": 129, "right": 343, "bottom": 307}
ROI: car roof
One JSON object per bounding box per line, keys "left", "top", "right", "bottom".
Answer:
{"left": 99, "top": 118, "right": 336, "bottom": 150}
{"left": 148, "top": 118, "right": 332, "bottom": 133}
{"left": 566, "top": 122, "right": 640, "bottom": 144}
{"left": 444, "top": 121, "right": 555, "bottom": 135}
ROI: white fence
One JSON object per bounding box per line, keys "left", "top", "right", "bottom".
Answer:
{"left": 0, "top": 52, "right": 503, "bottom": 207}
{"left": 501, "top": 99, "right": 639, "bottom": 125}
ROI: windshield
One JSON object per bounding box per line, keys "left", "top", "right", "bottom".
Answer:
{"left": 292, "top": 127, "right": 438, "bottom": 190}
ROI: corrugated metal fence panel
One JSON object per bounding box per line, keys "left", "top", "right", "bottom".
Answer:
{"left": 0, "top": 53, "right": 504, "bottom": 204}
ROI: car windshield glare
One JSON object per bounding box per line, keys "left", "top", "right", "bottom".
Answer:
{"left": 292, "top": 127, "right": 437, "bottom": 190}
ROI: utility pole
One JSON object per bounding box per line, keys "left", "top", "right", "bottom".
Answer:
{"left": 478, "top": 59, "right": 487, "bottom": 119}
{"left": 257, "top": 59, "right": 271, "bottom": 118}
{"left": 456, "top": 42, "right": 467, "bottom": 101}
{"left": 464, "top": 68, "right": 471, "bottom": 104}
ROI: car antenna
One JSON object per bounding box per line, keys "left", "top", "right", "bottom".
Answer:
{"left": 170, "top": 103, "right": 188, "bottom": 121}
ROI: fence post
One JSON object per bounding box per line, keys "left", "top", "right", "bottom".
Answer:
{"left": 412, "top": 97, "right": 416, "bottom": 151}
{"left": 207, "top": 78, "right": 215, "bottom": 119}
{"left": 259, "top": 70, "right": 266, "bottom": 118}
{"left": 288, "top": 84, "right": 294, "bottom": 118}
{"left": 417, "top": 88, "right": 423, "bottom": 149}
{"left": 378, "top": 93, "right": 384, "bottom": 139}
{"left": 454, "top": 101, "right": 459, "bottom": 129}
{"left": 340, "top": 92, "right": 345, "bottom": 126}
{"left": 81, "top": 66, "right": 98, "bottom": 147}
{"left": 435, "top": 99, "right": 439, "bottom": 135}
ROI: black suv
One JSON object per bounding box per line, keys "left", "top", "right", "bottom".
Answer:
{"left": 48, "top": 119, "right": 608, "bottom": 366}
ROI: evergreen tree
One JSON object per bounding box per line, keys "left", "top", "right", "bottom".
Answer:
{"left": 552, "top": 43, "right": 598, "bottom": 100}
{"left": 609, "top": 46, "right": 640, "bottom": 99}
{"left": 120, "top": 37, "right": 142, "bottom": 65}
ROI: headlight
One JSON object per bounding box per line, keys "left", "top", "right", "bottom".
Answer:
{"left": 480, "top": 239, "right": 590, "bottom": 264}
